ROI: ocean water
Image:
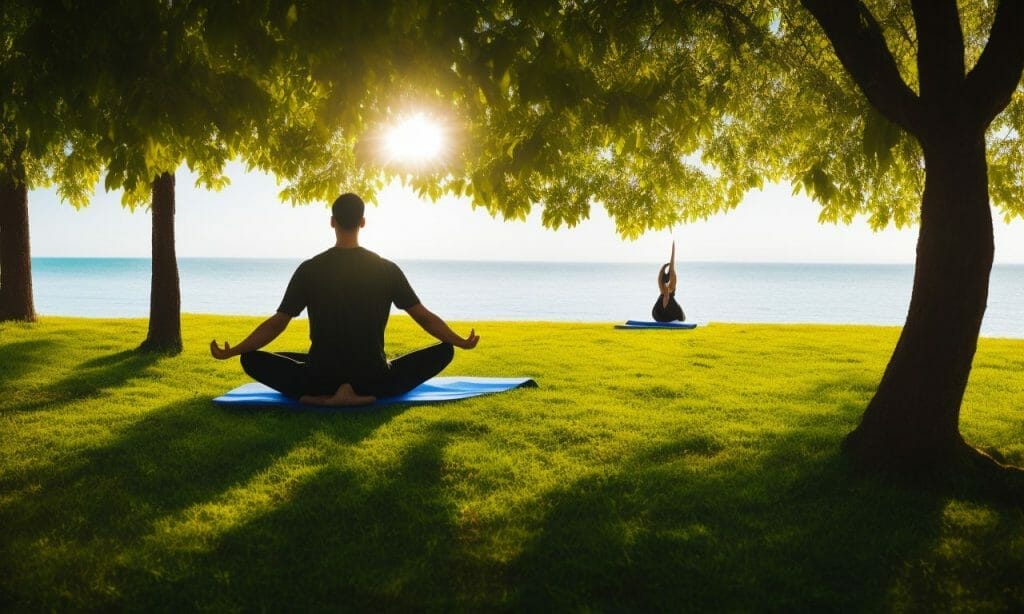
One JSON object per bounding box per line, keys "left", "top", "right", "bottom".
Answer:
{"left": 26, "top": 258, "right": 1024, "bottom": 338}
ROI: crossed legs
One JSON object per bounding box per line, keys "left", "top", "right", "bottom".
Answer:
{"left": 239, "top": 351, "right": 311, "bottom": 399}
{"left": 363, "top": 342, "right": 454, "bottom": 398}
{"left": 240, "top": 343, "right": 454, "bottom": 406}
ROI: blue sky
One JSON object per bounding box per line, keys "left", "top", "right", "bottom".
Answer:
{"left": 27, "top": 161, "right": 1024, "bottom": 263}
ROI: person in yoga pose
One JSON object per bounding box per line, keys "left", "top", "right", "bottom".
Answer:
{"left": 652, "top": 240, "right": 686, "bottom": 323}
{"left": 210, "top": 193, "right": 479, "bottom": 406}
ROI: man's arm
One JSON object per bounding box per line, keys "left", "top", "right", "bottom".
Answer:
{"left": 210, "top": 312, "right": 293, "bottom": 359}
{"left": 405, "top": 304, "right": 479, "bottom": 349}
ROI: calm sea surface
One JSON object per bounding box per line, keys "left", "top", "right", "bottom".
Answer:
{"left": 27, "top": 258, "right": 1024, "bottom": 338}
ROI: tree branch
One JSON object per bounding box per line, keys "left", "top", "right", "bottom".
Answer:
{"left": 964, "top": 0, "right": 1024, "bottom": 128}
{"left": 911, "top": 0, "right": 964, "bottom": 102}
{"left": 800, "top": 0, "right": 921, "bottom": 136}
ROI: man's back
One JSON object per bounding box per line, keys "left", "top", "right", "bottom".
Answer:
{"left": 277, "top": 247, "right": 419, "bottom": 379}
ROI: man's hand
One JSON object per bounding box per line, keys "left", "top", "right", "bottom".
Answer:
{"left": 210, "top": 313, "right": 291, "bottom": 360}
{"left": 210, "top": 339, "right": 236, "bottom": 360}
{"left": 407, "top": 304, "right": 481, "bottom": 349}
{"left": 458, "top": 329, "right": 480, "bottom": 350}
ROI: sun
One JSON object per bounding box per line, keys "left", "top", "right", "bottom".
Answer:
{"left": 382, "top": 112, "right": 445, "bottom": 165}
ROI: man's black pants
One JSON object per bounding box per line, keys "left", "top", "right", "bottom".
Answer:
{"left": 240, "top": 343, "right": 454, "bottom": 399}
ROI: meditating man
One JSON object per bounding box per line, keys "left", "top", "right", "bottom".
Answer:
{"left": 210, "top": 192, "right": 480, "bottom": 406}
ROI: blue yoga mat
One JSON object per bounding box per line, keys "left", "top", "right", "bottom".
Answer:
{"left": 213, "top": 376, "right": 538, "bottom": 410}
{"left": 615, "top": 320, "right": 698, "bottom": 330}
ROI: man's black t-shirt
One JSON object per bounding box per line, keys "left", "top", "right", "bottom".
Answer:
{"left": 277, "top": 247, "right": 419, "bottom": 381}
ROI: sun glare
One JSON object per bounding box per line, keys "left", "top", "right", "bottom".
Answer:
{"left": 383, "top": 112, "right": 445, "bottom": 165}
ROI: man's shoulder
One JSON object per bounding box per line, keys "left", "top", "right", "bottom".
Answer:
{"left": 301, "top": 247, "right": 366, "bottom": 265}
{"left": 301, "top": 247, "right": 398, "bottom": 273}
{"left": 295, "top": 249, "right": 327, "bottom": 267}
{"left": 377, "top": 254, "right": 400, "bottom": 268}
{"left": 359, "top": 247, "right": 385, "bottom": 261}
{"left": 353, "top": 248, "right": 400, "bottom": 271}
{"left": 353, "top": 248, "right": 396, "bottom": 272}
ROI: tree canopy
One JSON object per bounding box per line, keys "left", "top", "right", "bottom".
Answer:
{"left": 1, "top": 0, "right": 102, "bottom": 206}
{"left": 9, "top": 1, "right": 1022, "bottom": 234}
{"left": 441, "top": 1, "right": 1020, "bottom": 236}
{"left": 58, "top": 0, "right": 287, "bottom": 207}
{"left": 269, "top": 1, "right": 1020, "bottom": 242}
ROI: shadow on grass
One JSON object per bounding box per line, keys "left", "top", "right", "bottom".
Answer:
{"left": 31, "top": 421, "right": 1018, "bottom": 610}
{"left": 11, "top": 349, "right": 164, "bottom": 412}
{"left": 504, "top": 412, "right": 1024, "bottom": 612}
{"left": 186, "top": 429, "right": 1024, "bottom": 609}
{"left": 0, "top": 339, "right": 59, "bottom": 389}
{"left": 506, "top": 441, "right": 945, "bottom": 611}
{"left": 6, "top": 404, "right": 1024, "bottom": 610}
{"left": 115, "top": 420, "right": 466, "bottom": 611}
{"left": 0, "top": 396, "right": 406, "bottom": 610}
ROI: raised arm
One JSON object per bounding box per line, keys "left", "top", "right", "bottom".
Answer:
{"left": 405, "top": 304, "right": 479, "bottom": 349}
{"left": 210, "top": 312, "right": 292, "bottom": 359}
{"left": 669, "top": 240, "right": 678, "bottom": 293}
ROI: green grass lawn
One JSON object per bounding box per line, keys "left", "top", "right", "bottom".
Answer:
{"left": 2, "top": 315, "right": 1023, "bottom": 611}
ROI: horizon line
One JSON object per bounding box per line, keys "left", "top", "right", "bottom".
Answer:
{"left": 28, "top": 255, "right": 1024, "bottom": 266}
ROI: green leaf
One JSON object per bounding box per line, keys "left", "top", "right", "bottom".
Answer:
{"left": 862, "top": 107, "right": 901, "bottom": 172}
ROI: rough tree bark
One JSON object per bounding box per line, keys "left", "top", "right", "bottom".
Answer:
{"left": 801, "top": 0, "right": 1024, "bottom": 473}
{"left": 138, "top": 171, "right": 182, "bottom": 354}
{"left": 0, "top": 155, "right": 35, "bottom": 323}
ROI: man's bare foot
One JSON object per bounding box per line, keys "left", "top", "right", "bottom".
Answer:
{"left": 326, "top": 383, "right": 376, "bottom": 406}
{"left": 301, "top": 383, "right": 375, "bottom": 407}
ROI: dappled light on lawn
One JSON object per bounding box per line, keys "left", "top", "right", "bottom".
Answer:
{"left": 146, "top": 436, "right": 326, "bottom": 553}
{"left": 4, "top": 316, "right": 1024, "bottom": 610}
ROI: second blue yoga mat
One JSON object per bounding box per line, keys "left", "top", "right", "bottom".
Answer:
{"left": 616, "top": 320, "right": 697, "bottom": 330}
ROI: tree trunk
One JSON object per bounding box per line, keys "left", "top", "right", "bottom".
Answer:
{"left": 0, "top": 164, "right": 35, "bottom": 322}
{"left": 138, "top": 172, "right": 182, "bottom": 354}
{"left": 843, "top": 125, "right": 993, "bottom": 472}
